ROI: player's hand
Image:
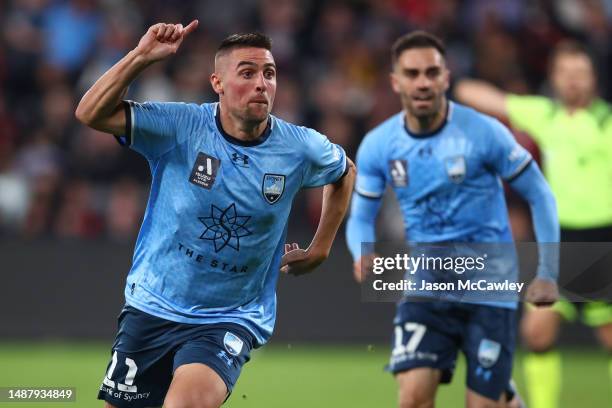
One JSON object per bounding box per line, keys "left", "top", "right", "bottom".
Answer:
{"left": 280, "top": 243, "right": 327, "bottom": 276}
{"left": 353, "top": 253, "right": 378, "bottom": 283}
{"left": 525, "top": 278, "right": 559, "bottom": 307}
{"left": 135, "top": 20, "right": 198, "bottom": 64}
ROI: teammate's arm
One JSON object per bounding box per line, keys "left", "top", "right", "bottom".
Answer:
{"left": 345, "top": 134, "right": 387, "bottom": 283}
{"left": 75, "top": 20, "right": 198, "bottom": 134}
{"left": 281, "top": 159, "right": 356, "bottom": 275}
{"left": 486, "top": 118, "right": 560, "bottom": 306}
{"left": 454, "top": 79, "right": 509, "bottom": 119}
{"left": 508, "top": 162, "right": 560, "bottom": 306}
{"left": 346, "top": 193, "right": 383, "bottom": 283}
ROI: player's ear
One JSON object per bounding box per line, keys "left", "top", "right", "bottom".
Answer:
{"left": 443, "top": 68, "right": 451, "bottom": 92}
{"left": 210, "top": 72, "right": 224, "bottom": 95}
{"left": 390, "top": 71, "right": 400, "bottom": 94}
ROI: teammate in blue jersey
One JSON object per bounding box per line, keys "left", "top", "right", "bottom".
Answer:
{"left": 346, "top": 31, "right": 559, "bottom": 408}
{"left": 76, "top": 20, "right": 355, "bottom": 408}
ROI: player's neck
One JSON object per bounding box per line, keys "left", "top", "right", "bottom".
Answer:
{"left": 563, "top": 96, "right": 595, "bottom": 114}
{"left": 404, "top": 98, "right": 448, "bottom": 135}
{"left": 218, "top": 106, "right": 269, "bottom": 142}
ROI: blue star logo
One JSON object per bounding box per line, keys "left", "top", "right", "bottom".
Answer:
{"left": 198, "top": 203, "right": 252, "bottom": 252}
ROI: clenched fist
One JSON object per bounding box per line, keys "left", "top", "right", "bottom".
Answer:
{"left": 525, "top": 278, "right": 559, "bottom": 307}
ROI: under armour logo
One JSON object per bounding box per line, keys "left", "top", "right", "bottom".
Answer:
{"left": 418, "top": 147, "right": 432, "bottom": 158}
{"left": 217, "top": 350, "right": 234, "bottom": 368}
{"left": 475, "top": 366, "right": 492, "bottom": 381}
{"left": 231, "top": 153, "right": 249, "bottom": 167}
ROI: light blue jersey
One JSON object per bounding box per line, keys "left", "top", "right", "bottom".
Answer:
{"left": 348, "top": 102, "right": 544, "bottom": 308}
{"left": 356, "top": 102, "right": 531, "bottom": 242}
{"left": 117, "top": 101, "right": 346, "bottom": 346}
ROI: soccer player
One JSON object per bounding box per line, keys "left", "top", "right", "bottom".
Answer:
{"left": 346, "top": 31, "right": 559, "bottom": 408}
{"left": 455, "top": 41, "right": 612, "bottom": 408}
{"left": 75, "top": 21, "right": 355, "bottom": 408}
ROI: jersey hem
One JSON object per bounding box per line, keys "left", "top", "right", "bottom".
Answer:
{"left": 124, "top": 296, "right": 270, "bottom": 347}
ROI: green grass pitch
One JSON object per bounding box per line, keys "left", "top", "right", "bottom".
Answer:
{"left": 0, "top": 342, "right": 609, "bottom": 407}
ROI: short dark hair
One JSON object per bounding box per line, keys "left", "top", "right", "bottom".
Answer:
{"left": 391, "top": 31, "right": 445, "bottom": 65}
{"left": 549, "top": 39, "right": 593, "bottom": 65}
{"left": 217, "top": 32, "right": 272, "bottom": 56}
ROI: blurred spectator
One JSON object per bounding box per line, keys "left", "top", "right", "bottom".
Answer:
{"left": 105, "top": 177, "right": 144, "bottom": 241}
{"left": 0, "top": 142, "right": 30, "bottom": 232}
{"left": 257, "top": 0, "right": 304, "bottom": 68}
{"left": 42, "top": 0, "right": 103, "bottom": 74}
{"left": 53, "top": 179, "right": 103, "bottom": 238}
{"left": 272, "top": 77, "right": 303, "bottom": 123}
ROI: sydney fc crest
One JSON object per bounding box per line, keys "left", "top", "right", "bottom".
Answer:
{"left": 477, "top": 339, "right": 501, "bottom": 368}
{"left": 223, "top": 331, "right": 244, "bottom": 356}
{"left": 262, "top": 174, "right": 285, "bottom": 204}
{"left": 445, "top": 155, "right": 466, "bottom": 183}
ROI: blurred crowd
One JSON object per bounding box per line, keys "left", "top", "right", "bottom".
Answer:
{"left": 0, "top": 0, "right": 611, "bottom": 240}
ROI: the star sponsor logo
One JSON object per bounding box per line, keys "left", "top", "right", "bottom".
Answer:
{"left": 198, "top": 203, "right": 252, "bottom": 252}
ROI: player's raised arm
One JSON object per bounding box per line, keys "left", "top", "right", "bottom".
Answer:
{"left": 75, "top": 20, "right": 198, "bottom": 135}
{"left": 454, "top": 79, "right": 509, "bottom": 119}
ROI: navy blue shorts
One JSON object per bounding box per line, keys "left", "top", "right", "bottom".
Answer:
{"left": 97, "top": 306, "right": 254, "bottom": 408}
{"left": 388, "top": 301, "right": 517, "bottom": 401}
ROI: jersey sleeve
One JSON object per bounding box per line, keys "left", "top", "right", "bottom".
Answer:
{"left": 354, "top": 133, "right": 386, "bottom": 198}
{"left": 506, "top": 94, "right": 555, "bottom": 143}
{"left": 115, "top": 100, "right": 201, "bottom": 160}
{"left": 485, "top": 118, "right": 533, "bottom": 181}
{"left": 301, "top": 129, "right": 348, "bottom": 188}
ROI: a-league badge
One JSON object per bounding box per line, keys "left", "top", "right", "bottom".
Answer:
{"left": 477, "top": 338, "right": 501, "bottom": 368}
{"left": 262, "top": 174, "right": 285, "bottom": 204}
{"left": 445, "top": 155, "right": 466, "bottom": 183}
{"left": 389, "top": 160, "right": 408, "bottom": 187}
{"left": 189, "top": 152, "right": 220, "bottom": 189}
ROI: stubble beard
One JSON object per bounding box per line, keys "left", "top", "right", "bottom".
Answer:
{"left": 403, "top": 92, "right": 443, "bottom": 130}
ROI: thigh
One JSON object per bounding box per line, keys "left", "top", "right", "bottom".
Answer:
{"left": 164, "top": 363, "right": 227, "bottom": 408}
{"left": 463, "top": 305, "right": 517, "bottom": 402}
{"left": 98, "top": 307, "right": 176, "bottom": 408}
{"left": 388, "top": 302, "right": 461, "bottom": 385}
{"left": 520, "top": 303, "right": 563, "bottom": 351}
{"left": 396, "top": 368, "right": 441, "bottom": 408}
{"left": 466, "top": 388, "right": 507, "bottom": 408}
{"left": 171, "top": 325, "right": 254, "bottom": 402}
